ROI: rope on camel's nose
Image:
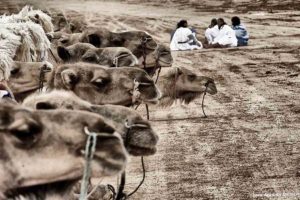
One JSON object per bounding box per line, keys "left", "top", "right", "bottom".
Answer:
{"left": 201, "top": 83, "right": 209, "bottom": 118}
{"left": 38, "top": 65, "right": 47, "bottom": 92}
{"left": 115, "top": 121, "right": 147, "bottom": 200}
{"left": 79, "top": 127, "right": 97, "bottom": 200}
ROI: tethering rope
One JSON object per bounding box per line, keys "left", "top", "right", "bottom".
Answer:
{"left": 79, "top": 127, "right": 98, "bottom": 200}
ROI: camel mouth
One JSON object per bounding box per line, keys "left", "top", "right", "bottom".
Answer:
{"left": 117, "top": 53, "right": 138, "bottom": 66}
{"left": 128, "top": 144, "right": 157, "bottom": 156}
{"left": 206, "top": 83, "right": 217, "bottom": 95}
{"left": 158, "top": 59, "right": 173, "bottom": 66}
{"left": 143, "top": 98, "right": 159, "bottom": 104}
{"left": 5, "top": 179, "right": 76, "bottom": 200}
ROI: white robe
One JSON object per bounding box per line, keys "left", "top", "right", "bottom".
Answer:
{"left": 170, "top": 27, "right": 202, "bottom": 51}
{"left": 205, "top": 25, "right": 219, "bottom": 44}
{"left": 212, "top": 25, "right": 238, "bottom": 47}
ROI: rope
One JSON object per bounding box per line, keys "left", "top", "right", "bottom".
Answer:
{"left": 85, "top": 178, "right": 103, "bottom": 199}
{"left": 49, "top": 47, "right": 59, "bottom": 64}
{"left": 201, "top": 83, "right": 208, "bottom": 118}
{"left": 127, "top": 157, "right": 146, "bottom": 197}
{"left": 38, "top": 65, "right": 47, "bottom": 92}
{"left": 113, "top": 54, "right": 130, "bottom": 68}
{"left": 154, "top": 65, "right": 161, "bottom": 84}
{"left": 79, "top": 127, "right": 98, "bottom": 200}
{"left": 108, "top": 184, "right": 117, "bottom": 200}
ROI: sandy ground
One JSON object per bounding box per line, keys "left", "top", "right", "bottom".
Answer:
{"left": 2, "top": 0, "right": 300, "bottom": 199}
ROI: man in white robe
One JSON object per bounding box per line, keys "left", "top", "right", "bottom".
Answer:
{"left": 205, "top": 18, "right": 219, "bottom": 44}
{"left": 170, "top": 20, "right": 203, "bottom": 51}
{"left": 211, "top": 18, "right": 238, "bottom": 48}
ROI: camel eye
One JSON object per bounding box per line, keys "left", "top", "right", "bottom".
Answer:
{"left": 92, "top": 78, "right": 110, "bottom": 88}
{"left": 10, "top": 120, "right": 42, "bottom": 148}
{"left": 83, "top": 55, "right": 98, "bottom": 63}
{"left": 188, "top": 74, "right": 196, "bottom": 81}
{"left": 60, "top": 39, "right": 69, "bottom": 44}
{"left": 10, "top": 68, "right": 20, "bottom": 75}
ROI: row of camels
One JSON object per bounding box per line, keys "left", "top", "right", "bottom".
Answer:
{"left": 0, "top": 5, "right": 217, "bottom": 200}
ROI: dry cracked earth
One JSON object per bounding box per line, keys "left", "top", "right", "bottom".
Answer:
{"left": 1, "top": 0, "right": 300, "bottom": 199}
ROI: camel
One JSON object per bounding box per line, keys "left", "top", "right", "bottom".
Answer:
{"left": 48, "top": 62, "right": 161, "bottom": 106}
{"left": 7, "top": 61, "right": 54, "bottom": 102}
{"left": 137, "top": 44, "right": 173, "bottom": 75}
{"left": 0, "top": 6, "right": 54, "bottom": 33}
{"left": 23, "top": 90, "right": 159, "bottom": 156}
{"left": 157, "top": 67, "right": 218, "bottom": 107}
{"left": 57, "top": 43, "right": 138, "bottom": 67}
{"left": 0, "top": 101, "right": 128, "bottom": 200}
{"left": 0, "top": 21, "right": 51, "bottom": 80}
{"left": 56, "top": 27, "right": 157, "bottom": 58}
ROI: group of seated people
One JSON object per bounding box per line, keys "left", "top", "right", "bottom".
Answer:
{"left": 170, "top": 16, "right": 249, "bottom": 51}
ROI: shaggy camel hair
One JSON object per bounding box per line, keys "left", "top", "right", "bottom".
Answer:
{"left": 0, "top": 101, "right": 128, "bottom": 200}
{"left": 157, "top": 66, "right": 218, "bottom": 107}
{"left": 23, "top": 90, "right": 159, "bottom": 156}
{"left": 0, "top": 6, "right": 54, "bottom": 33}
{"left": 57, "top": 42, "right": 138, "bottom": 67}
{"left": 47, "top": 62, "right": 161, "bottom": 106}
{"left": 0, "top": 21, "right": 51, "bottom": 80}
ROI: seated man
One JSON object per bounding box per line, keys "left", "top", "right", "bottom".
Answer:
{"left": 170, "top": 20, "right": 203, "bottom": 51}
{"left": 206, "top": 18, "right": 238, "bottom": 48}
{"left": 231, "top": 16, "right": 249, "bottom": 46}
{"left": 205, "top": 18, "right": 219, "bottom": 44}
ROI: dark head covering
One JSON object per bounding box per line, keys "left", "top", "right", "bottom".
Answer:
{"left": 177, "top": 20, "right": 188, "bottom": 29}
{"left": 231, "top": 16, "right": 241, "bottom": 26}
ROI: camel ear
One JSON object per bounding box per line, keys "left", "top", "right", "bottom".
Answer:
{"left": 57, "top": 46, "right": 71, "bottom": 61}
{"left": 61, "top": 69, "right": 78, "bottom": 90}
{"left": 88, "top": 34, "right": 101, "bottom": 47}
{"left": 36, "top": 102, "right": 56, "bottom": 110}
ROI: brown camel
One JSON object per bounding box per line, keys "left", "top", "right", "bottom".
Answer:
{"left": 157, "top": 67, "right": 218, "bottom": 107}
{"left": 0, "top": 101, "right": 127, "bottom": 200}
{"left": 57, "top": 43, "right": 138, "bottom": 67}
{"left": 56, "top": 27, "right": 157, "bottom": 58}
{"left": 137, "top": 44, "right": 173, "bottom": 75}
{"left": 48, "top": 63, "right": 161, "bottom": 106}
{"left": 23, "top": 90, "right": 159, "bottom": 156}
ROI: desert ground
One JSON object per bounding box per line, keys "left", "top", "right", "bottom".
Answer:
{"left": 1, "top": 0, "right": 300, "bottom": 199}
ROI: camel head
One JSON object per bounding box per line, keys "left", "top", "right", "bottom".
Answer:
{"left": 49, "top": 63, "right": 161, "bottom": 106}
{"left": 8, "top": 61, "right": 54, "bottom": 102}
{"left": 111, "top": 31, "right": 158, "bottom": 57}
{"left": 159, "top": 67, "right": 217, "bottom": 106}
{"left": 80, "top": 28, "right": 157, "bottom": 56}
{"left": 138, "top": 44, "right": 173, "bottom": 75}
{"left": 57, "top": 32, "right": 82, "bottom": 47}
{"left": 57, "top": 43, "right": 138, "bottom": 67}
{"left": 0, "top": 102, "right": 127, "bottom": 199}
{"left": 23, "top": 90, "right": 159, "bottom": 156}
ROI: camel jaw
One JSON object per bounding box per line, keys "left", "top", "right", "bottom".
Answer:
{"left": 5, "top": 179, "right": 77, "bottom": 200}
{"left": 128, "top": 144, "right": 157, "bottom": 156}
